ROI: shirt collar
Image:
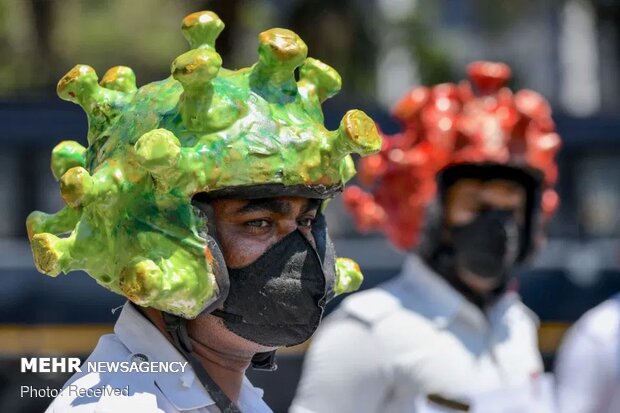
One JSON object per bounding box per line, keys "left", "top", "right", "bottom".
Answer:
{"left": 398, "top": 254, "right": 516, "bottom": 331}
{"left": 114, "top": 302, "right": 215, "bottom": 410}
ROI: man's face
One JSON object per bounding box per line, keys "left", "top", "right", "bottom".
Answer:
{"left": 209, "top": 196, "right": 321, "bottom": 268}
{"left": 443, "top": 178, "right": 526, "bottom": 292}
{"left": 444, "top": 178, "right": 526, "bottom": 228}
{"left": 182, "top": 196, "right": 322, "bottom": 354}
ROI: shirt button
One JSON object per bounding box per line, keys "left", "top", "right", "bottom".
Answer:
{"left": 131, "top": 353, "right": 149, "bottom": 363}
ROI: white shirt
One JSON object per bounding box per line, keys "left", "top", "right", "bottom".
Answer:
{"left": 555, "top": 293, "right": 620, "bottom": 413}
{"left": 291, "top": 254, "right": 545, "bottom": 413}
{"left": 46, "top": 302, "right": 272, "bottom": 413}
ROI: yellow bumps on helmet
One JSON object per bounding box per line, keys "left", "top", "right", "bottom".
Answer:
{"left": 335, "top": 258, "right": 364, "bottom": 296}
{"left": 299, "top": 57, "right": 342, "bottom": 103}
{"left": 334, "top": 110, "right": 381, "bottom": 158}
{"left": 60, "top": 167, "right": 93, "bottom": 209}
{"left": 100, "top": 66, "right": 137, "bottom": 93}
{"left": 120, "top": 258, "right": 164, "bottom": 305}
{"left": 51, "top": 141, "right": 86, "bottom": 181}
{"left": 134, "top": 129, "right": 181, "bottom": 173}
{"left": 181, "top": 11, "right": 224, "bottom": 49}
{"left": 31, "top": 233, "right": 65, "bottom": 277}
{"left": 56, "top": 64, "right": 99, "bottom": 104}
{"left": 57, "top": 64, "right": 136, "bottom": 144}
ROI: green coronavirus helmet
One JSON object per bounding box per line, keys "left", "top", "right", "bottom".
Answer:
{"left": 26, "top": 11, "right": 381, "bottom": 319}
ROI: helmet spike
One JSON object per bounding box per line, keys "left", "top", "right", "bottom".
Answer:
{"left": 467, "top": 61, "right": 511, "bottom": 95}
{"left": 26, "top": 207, "right": 80, "bottom": 241}
{"left": 298, "top": 58, "right": 342, "bottom": 103}
{"left": 331, "top": 110, "right": 381, "bottom": 160}
{"left": 171, "top": 45, "right": 240, "bottom": 132}
{"left": 59, "top": 166, "right": 94, "bottom": 209}
{"left": 57, "top": 65, "right": 134, "bottom": 144}
{"left": 339, "top": 155, "right": 357, "bottom": 183}
{"left": 31, "top": 233, "right": 68, "bottom": 276}
{"left": 120, "top": 257, "right": 164, "bottom": 305}
{"left": 57, "top": 65, "right": 99, "bottom": 104}
{"left": 134, "top": 129, "right": 181, "bottom": 176}
{"left": 134, "top": 128, "right": 183, "bottom": 193}
{"left": 119, "top": 246, "right": 217, "bottom": 318}
{"left": 100, "top": 66, "right": 137, "bottom": 93}
{"left": 31, "top": 225, "right": 96, "bottom": 281}
{"left": 251, "top": 28, "right": 307, "bottom": 99}
{"left": 51, "top": 141, "right": 86, "bottom": 181}
{"left": 334, "top": 257, "right": 363, "bottom": 296}
{"left": 181, "top": 11, "right": 224, "bottom": 50}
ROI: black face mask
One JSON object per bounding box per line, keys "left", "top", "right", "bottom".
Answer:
{"left": 212, "top": 226, "right": 330, "bottom": 348}
{"left": 449, "top": 209, "right": 520, "bottom": 283}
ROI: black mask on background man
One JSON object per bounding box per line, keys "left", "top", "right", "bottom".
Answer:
{"left": 450, "top": 209, "right": 521, "bottom": 285}
{"left": 425, "top": 208, "right": 522, "bottom": 309}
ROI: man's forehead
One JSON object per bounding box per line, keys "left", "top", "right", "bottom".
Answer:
{"left": 231, "top": 197, "right": 321, "bottom": 215}
{"left": 448, "top": 178, "right": 526, "bottom": 194}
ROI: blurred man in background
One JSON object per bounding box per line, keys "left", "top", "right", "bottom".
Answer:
{"left": 555, "top": 292, "right": 620, "bottom": 413}
{"left": 291, "top": 61, "right": 561, "bottom": 413}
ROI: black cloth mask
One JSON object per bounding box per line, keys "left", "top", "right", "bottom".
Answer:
{"left": 450, "top": 209, "right": 520, "bottom": 283}
{"left": 212, "top": 228, "right": 329, "bottom": 347}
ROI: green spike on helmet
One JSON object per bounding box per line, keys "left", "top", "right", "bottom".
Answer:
{"left": 27, "top": 11, "right": 381, "bottom": 318}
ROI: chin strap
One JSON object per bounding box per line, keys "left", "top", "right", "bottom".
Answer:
{"left": 161, "top": 312, "right": 242, "bottom": 413}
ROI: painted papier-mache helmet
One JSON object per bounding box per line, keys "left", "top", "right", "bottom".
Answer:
{"left": 27, "top": 11, "right": 381, "bottom": 319}
{"left": 344, "top": 61, "right": 561, "bottom": 259}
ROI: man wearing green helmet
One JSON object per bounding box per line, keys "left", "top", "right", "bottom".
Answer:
{"left": 27, "top": 11, "right": 381, "bottom": 413}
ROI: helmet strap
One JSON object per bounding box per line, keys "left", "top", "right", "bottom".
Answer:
{"left": 162, "top": 312, "right": 242, "bottom": 413}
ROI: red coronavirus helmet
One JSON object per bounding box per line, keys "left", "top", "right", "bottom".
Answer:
{"left": 344, "top": 61, "right": 561, "bottom": 252}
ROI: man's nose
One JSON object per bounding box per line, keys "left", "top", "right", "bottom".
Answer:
{"left": 277, "top": 219, "right": 299, "bottom": 237}
{"left": 277, "top": 220, "right": 316, "bottom": 249}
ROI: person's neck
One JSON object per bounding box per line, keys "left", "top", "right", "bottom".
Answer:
{"left": 189, "top": 335, "right": 253, "bottom": 402}
{"left": 141, "top": 307, "right": 252, "bottom": 403}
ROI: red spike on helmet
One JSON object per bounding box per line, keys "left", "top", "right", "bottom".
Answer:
{"left": 344, "top": 61, "right": 561, "bottom": 250}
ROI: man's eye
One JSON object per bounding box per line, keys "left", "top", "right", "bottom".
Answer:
{"left": 246, "top": 219, "right": 271, "bottom": 228}
{"left": 298, "top": 218, "right": 314, "bottom": 228}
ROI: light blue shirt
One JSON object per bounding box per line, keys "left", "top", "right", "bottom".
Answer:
{"left": 292, "top": 254, "right": 544, "bottom": 413}
{"left": 46, "top": 302, "right": 272, "bottom": 413}
{"left": 555, "top": 293, "right": 620, "bottom": 413}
